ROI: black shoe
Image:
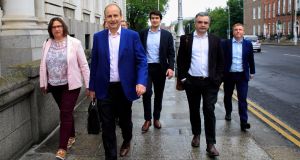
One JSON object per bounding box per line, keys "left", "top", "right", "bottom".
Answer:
{"left": 241, "top": 123, "right": 251, "bottom": 132}
{"left": 225, "top": 114, "right": 231, "bottom": 121}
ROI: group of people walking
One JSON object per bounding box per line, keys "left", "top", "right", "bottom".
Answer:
{"left": 39, "top": 3, "right": 255, "bottom": 160}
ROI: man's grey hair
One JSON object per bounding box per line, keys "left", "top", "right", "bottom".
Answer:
{"left": 194, "top": 12, "right": 211, "bottom": 23}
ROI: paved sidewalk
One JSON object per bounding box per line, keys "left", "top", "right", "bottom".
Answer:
{"left": 19, "top": 79, "right": 300, "bottom": 160}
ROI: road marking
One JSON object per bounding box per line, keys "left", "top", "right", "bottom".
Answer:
{"left": 283, "top": 54, "right": 300, "bottom": 58}
{"left": 231, "top": 93, "right": 300, "bottom": 148}
{"left": 247, "top": 100, "right": 300, "bottom": 138}
{"left": 220, "top": 85, "right": 300, "bottom": 148}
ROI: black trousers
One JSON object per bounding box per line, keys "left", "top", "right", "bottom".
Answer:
{"left": 142, "top": 63, "right": 166, "bottom": 121}
{"left": 98, "top": 82, "right": 133, "bottom": 160}
{"left": 184, "top": 76, "right": 219, "bottom": 144}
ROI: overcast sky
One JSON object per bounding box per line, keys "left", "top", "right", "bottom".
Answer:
{"left": 162, "top": 0, "right": 228, "bottom": 25}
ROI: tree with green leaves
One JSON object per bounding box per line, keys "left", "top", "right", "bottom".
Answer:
{"left": 126, "top": 0, "right": 168, "bottom": 31}
{"left": 227, "top": 0, "right": 243, "bottom": 37}
{"left": 208, "top": 0, "right": 243, "bottom": 39}
{"left": 209, "top": 7, "right": 228, "bottom": 39}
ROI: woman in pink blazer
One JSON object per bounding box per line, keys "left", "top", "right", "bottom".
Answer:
{"left": 39, "top": 17, "right": 90, "bottom": 160}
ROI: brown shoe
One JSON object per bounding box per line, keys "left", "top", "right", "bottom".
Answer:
{"left": 55, "top": 149, "right": 66, "bottom": 160}
{"left": 120, "top": 141, "right": 130, "bottom": 157}
{"left": 67, "top": 137, "right": 75, "bottom": 149}
{"left": 206, "top": 144, "right": 219, "bottom": 157}
{"left": 141, "top": 120, "right": 151, "bottom": 133}
{"left": 153, "top": 120, "right": 161, "bottom": 129}
{"left": 191, "top": 135, "right": 200, "bottom": 147}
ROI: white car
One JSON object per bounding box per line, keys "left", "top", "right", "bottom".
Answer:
{"left": 244, "top": 35, "right": 261, "bottom": 52}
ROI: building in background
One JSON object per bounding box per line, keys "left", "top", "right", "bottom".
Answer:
{"left": 0, "top": 0, "right": 126, "bottom": 76}
{"left": 244, "top": 0, "right": 299, "bottom": 40}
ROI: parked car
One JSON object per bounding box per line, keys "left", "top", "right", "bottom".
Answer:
{"left": 244, "top": 35, "right": 261, "bottom": 52}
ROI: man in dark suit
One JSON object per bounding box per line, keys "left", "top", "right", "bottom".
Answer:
{"left": 89, "top": 3, "right": 147, "bottom": 160}
{"left": 222, "top": 23, "right": 255, "bottom": 132}
{"left": 177, "top": 12, "right": 224, "bottom": 157}
{"left": 139, "top": 10, "right": 175, "bottom": 133}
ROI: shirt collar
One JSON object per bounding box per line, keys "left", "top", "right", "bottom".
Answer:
{"left": 193, "top": 31, "right": 208, "bottom": 38}
{"left": 232, "top": 37, "right": 243, "bottom": 43}
{"left": 148, "top": 27, "right": 161, "bottom": 33}
{"left": 109, "top": 26, "right": 122, "bottom": 36}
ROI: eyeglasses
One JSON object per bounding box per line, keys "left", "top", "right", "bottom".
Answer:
{"left": 52, "top": 25, "right": 63, "bottom": 29}
{"left": 196, "top": 21, "right": 209, "bottom": 25}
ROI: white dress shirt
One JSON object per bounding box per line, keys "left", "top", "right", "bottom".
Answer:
{"left": 109, "top": 26, "right": 121, "bottom": 82}
{"left": 188, "top": 31, "right": 209, "bottom": 77}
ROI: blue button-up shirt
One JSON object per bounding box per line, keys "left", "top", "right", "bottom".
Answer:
{"left": 230, "top": 38, "right": 244, "bottom": 72}
{"left": 146, "top": 28, "right": 161, "bottom": 63}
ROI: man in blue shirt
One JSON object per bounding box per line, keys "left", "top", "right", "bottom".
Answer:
{"left": 222, "top": 23, "right": 255, "bottom": 132}
{"left": 139, "top": 10, "right": 175, "bottom": 133}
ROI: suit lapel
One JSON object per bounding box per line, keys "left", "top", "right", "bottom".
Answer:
{"left": 103, "top": 30, "right": 110, "bottom": 64}
{"left": 143, "top": 29, "right": 149, "bottom": 49}
{"left": 119, "top": 28, "right": 126, "bottom": 59}
{"left": 229, "top": 39, "right": 233, "bottom": 63}
{"left": 188, "top": 34, "right": 193, "bottom": 57}
{"left": 242, "top": 40, "right": 247, "bottom": 64}
{"left": 159, "top": 30, "right": 163, "bottom": 56}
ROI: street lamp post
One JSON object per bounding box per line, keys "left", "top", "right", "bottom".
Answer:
{"left": 175, "top": 0, "right": 185, "bottom": 76}
{"left": 158, "top": 0, "right": 159, "bottom": 11}
{"left": 227, "top": 6, "right": 231, "bottom": 39}
{"left": 294, "top": 0, "right": 298, "bottom": 45}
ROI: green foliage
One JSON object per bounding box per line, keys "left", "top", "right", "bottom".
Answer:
{"left": 227, "top": 0, "right": 243, "bottom": 32}
{"left": 209, "top": 7, "right": 228, "bottom": 38}
{"left": 207, "top": 0, "right": 243, "bottom": 39}
{"left": 126, "top": 0, "right": 168, "bottom": 31}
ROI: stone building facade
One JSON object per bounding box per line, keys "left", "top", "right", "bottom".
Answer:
{"left": 0, "top": 0, "right": 126, "bottom": 75}
{"left": 244, "top": 0, "right": 299, "bottom": 39}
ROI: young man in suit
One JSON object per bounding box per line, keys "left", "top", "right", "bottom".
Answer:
{"left": 139, "top": 10, "right": 175, "bottom": 133}
{"left": 222, "top": 23, "right": 255, "bottom": 132}
{"left": 89, "top": 3, "right": 148, "bottom": 160}
{"left": 177, "top": 12, "right": 224, "bottom": 157}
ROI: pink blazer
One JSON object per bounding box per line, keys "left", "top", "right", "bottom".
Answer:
{"left": 40, "top": 35, "right": 90, "bottom": 90}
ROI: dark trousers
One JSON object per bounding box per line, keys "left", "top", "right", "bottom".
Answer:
{"left": 49, "top": 84, "right": 80, "bottom": 150}
{"left": 184, "top": 76, "right": 219, "bottom": 144}
{"left": 223, "top": 72, "right": 249, "bottom": 123}
{"left": 142, "top": 63, "right": 166, "bottom": 120}
{"left": 98, "top": 82, "right": 133, "bottom": 160}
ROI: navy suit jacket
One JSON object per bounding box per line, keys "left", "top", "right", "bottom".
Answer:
{"left": 89, "top": 28, "right": 148, "bottom": 101}
{"left": 222, "top": 38, "right": 255, "bottom": 81}
{"left": 139, "top": 29, "right": 175, "bottom": 71}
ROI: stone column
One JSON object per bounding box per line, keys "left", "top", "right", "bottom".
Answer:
{"left": 35, "top": 0, "right": 47, "bottom": 27}
{"left": 1, "top": 0, "right": 39, "bottom": 30}
{"left": 0, "top": 0, "right": 48, "bottom": 76}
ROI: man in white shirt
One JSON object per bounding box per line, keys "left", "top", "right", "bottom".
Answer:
{"left": 177, "top": 12, "right": 224, "bottom": 157}
{"left": 89, "top": 3, "right": 147, "bottom": 160}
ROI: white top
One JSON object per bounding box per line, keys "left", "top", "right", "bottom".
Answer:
{"left": 46, "top": 38, "right": 68, "bottom": 86}
{"left": 108, "top": 26, "right": 121, "bottom": 82}
{"left": 188, "top": 32, "right": 209, "bottom": 77}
